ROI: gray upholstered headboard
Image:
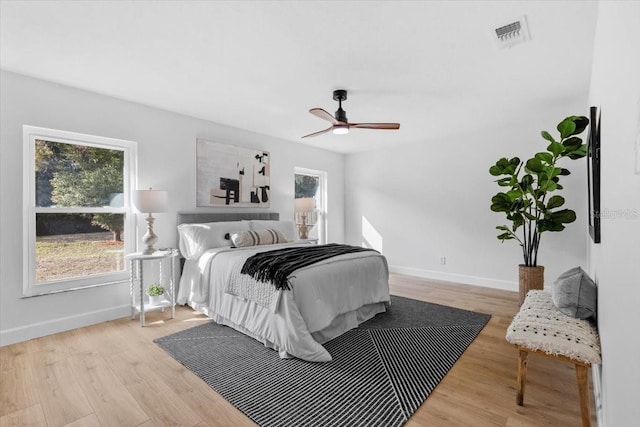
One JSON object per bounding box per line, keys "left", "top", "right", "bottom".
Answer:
{"left": 177, "top": 211, "right": 279, "bottom": 225}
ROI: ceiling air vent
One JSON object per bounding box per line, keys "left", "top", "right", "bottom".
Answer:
{"left": 492, "top": 16, "right": 530, "bottom": 49}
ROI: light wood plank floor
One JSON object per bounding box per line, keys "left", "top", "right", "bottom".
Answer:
{"left": 1, "top": 274, "right": 596, "bottom": 426}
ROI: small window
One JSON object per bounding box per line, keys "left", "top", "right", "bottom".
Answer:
{"left": 23, "top": 126, "right": 136, "bottom": 296}
{"left": 294, "top": 167, "right": 327, "bottom": 244}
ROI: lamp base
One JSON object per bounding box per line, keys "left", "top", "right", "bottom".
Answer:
{"left": 141, "top": 213, "right": 158, "bottom": 254}
{"left": 142, "top": 246, "right": 156, "bottom": 255}
{"left": 298, "top": 212, "right": 309, "bottom": 239}
{"left": 298, "top": 224, "right": 308, "bottom": 240}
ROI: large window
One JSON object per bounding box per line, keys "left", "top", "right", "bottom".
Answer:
{"left": 23, "top": 126, "right": 136, "bottom": 296}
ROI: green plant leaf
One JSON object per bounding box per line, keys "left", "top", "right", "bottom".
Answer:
{"left": 539, "top": 175, "right": 557, "bottom": 192}
{"left": 490, "top": 203, "right": 506, "bottom": 213}
{"left": 526, "top": 158, "right": 544, "bottom": 173}
{"left": 496, "top": 177, "right": 512, "bottom": 187}
{"left": 535, "top": 152, "right": 553, "bottom": 164}
{"left": 489, "top": 165, "right": 504, "bottom": 176}
{"left": 550, "top": 209, "right": 577, "bottom": 224}
{"left": 520, "top": 174, "right": 534, "bottom": 188}
{"left": 570, "top": 116, "right": 589, "bottom": 135}
{"left": 489, "top": 157, "right": 508, "bottom": 175}
{"left": 559, "top": 168, "right": 571, "bottom": 176}
{"left": 562, "top": 136, "right": 583, "bottom": 150}
{"left": 541, "top": 131, "right": 556, "bottom": 143}
{"left": 511, "top": 212, "right": 524, "bottom": 229}
{"left": 538, "top": 219, "right": 565, "bottom": 233}
{"left": 547, "top": 195, "right": 565, "bottom": 209}
{"left": 497, "top": 232, "right": 514, "bottom": 241}
{"left": 506, "top": 189, "right": 523, "bottom": 201}
{"left": 489, "top": 157, "right": 519, "bottom": 176}
{"left": 568, "top": 145, "right": 587, "bottom": 159}
{"left": 550, "top": 167, "right": 563, "bottom": 178}
{"left": 557, "top": 118, "right": 577, "bottom": 139}
{"left": 518, "top": 198, "right": 531, "bottom": 209}
{"left": 549, "top": 176, "right": 563, "bottom": 190}
{"left": 490, "top": 193, "right": 511, "bottom": 212}
{"left": 547, "top": 141, "right": 564, "bottom": 157}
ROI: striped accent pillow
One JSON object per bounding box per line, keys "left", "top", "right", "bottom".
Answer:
{"left": 231, "top": 229, "right": 289, "bottom": 247}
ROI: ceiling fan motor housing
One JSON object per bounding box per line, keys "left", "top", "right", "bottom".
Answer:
{"left": 333, "top": 89, "right": 348, "bottom": 122}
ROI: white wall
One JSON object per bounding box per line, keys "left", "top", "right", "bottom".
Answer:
{"left": 0, "top": 71, "right": 345, "bottom": 345}
{"left": 588, "top": 2, "right": 640, "bottom": 425}
{"left": 345, "top": 105, "right": 590, "bottom": 291}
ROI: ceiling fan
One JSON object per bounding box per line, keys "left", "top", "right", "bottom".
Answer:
{"left": 302, "top": 89, "right": 400, "bottom": 138}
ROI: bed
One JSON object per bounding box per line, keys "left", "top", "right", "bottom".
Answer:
{"left": 176, "top": 212, "right": 390, "bottom": 362}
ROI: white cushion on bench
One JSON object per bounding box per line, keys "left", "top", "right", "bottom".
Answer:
{"left": 506, "top": 290, "right": 601, "bottom": 365}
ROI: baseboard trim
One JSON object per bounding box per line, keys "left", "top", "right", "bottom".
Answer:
{"left": 0, "top": 304, "right": 131, "bottom": 347}
{"left": 390, "top": 265, "right": 517, "bottom": 292}
{"left": 0, "top": 268, "right": 517, "bottom": 346}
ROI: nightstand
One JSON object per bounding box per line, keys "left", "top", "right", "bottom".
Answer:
{"left": 125, "top": 249, "right": 179, "bottom": 326}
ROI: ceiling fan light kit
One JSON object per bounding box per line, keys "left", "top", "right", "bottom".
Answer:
{"left": 302, "top": 89, "right": 400, "bottom": 138}
{"left": 333, "top": 125, "right": 349, "bottom": 135}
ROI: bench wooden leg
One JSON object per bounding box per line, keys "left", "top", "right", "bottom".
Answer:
{"left": 517, "top": 349, "right": 528, "bottom": 405}
{"left": 575, "top": 364, "right": 591, "bottom": 427}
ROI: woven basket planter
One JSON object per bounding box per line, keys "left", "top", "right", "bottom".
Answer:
{"left": 518, "top": 265, "right": 544, "bottom": 306}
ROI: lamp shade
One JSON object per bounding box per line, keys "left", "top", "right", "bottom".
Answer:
{"left": 294, "top": 197, "right": 315, "bottom": 213}
{"left": 133, "top": 189, "right": 168, "bottom": 213}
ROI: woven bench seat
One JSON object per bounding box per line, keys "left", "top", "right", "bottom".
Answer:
{"left": 506, "top": 290, "right": 601, "bottom": 427}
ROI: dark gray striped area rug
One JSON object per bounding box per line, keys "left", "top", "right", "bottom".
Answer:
{"left": 155, "top": 295, "right": 490, "bottom": 427}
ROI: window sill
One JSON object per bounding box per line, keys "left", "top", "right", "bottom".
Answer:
{"left": 22, "top": 278, "right": 129, "bottom": 298}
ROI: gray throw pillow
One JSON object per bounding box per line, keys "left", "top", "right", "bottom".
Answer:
{"left": 552, "top": 267, "right": 597, "bottom": 319}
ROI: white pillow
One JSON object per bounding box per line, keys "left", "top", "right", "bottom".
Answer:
{"left": 178, "top": 221, "right": 251, "bottom": 259}
{"left": 231, "top": 229, "right": 288, "bottom": 247}
{"left": 249, "top": 220, "right": 297, "bottom": 242}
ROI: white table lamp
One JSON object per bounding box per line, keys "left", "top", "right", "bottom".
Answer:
{"left": 133, "top": 188, "right": 168, "bottom": 254}
{"left": 295, "top": 197, "right": 315, "bottom": 239}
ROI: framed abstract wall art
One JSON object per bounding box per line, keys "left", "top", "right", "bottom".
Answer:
{"left": 196, "top": 139, "right": 270, "bottom": 207}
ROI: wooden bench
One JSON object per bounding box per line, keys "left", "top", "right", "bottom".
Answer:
{"left": 506, "top": 290, "right": 601, "bottom": 427}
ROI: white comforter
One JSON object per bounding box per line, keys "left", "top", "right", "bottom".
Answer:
{"left": 177, "top": 242, "right": 390, "bottom": 362}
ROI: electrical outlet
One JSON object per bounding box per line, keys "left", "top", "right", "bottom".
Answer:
{"left": 440, "top": 256, "right": 446, "bottom": 265}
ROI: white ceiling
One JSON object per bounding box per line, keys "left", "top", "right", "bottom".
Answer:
{"left": 0, "top": 1, "right": 598, "bottom": 154}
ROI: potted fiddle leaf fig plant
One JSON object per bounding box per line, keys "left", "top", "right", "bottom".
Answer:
{"left": 489, "top": 115, "right": 589, "bottom": 305}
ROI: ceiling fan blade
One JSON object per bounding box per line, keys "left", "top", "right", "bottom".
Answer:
{"left": 301, "top": 126, "right": 333, "bottom": 138}
{"left": 309, "top": 108, "right": 340, "bottom": 125}
{"left": 350, "top": 123, "right": 400, "bottom": 130}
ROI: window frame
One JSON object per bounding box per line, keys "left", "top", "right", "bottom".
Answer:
{"left": 22, "top": 125, "right": 137, "bottom": 297}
